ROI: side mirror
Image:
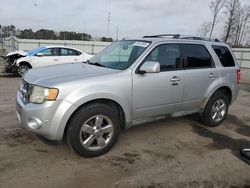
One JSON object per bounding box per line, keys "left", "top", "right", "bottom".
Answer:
{"left": 139, "top": 61, "right": 160, "bottom": 74}
{"left": 36, "top": 53, "right": 44, "bottom": 57}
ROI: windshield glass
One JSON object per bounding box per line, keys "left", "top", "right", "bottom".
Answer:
{"left": 89, "top": 40, "right": 150, "bottom": 70}
{"left": 27, "top": 47, "right": 46, "bottom": 56}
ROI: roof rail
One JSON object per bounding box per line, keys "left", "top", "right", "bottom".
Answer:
{"left": 180, "top": 36, "right": 220, "bottom": 42}
{"left": 142, "top": 34, "right": 220, "bottom": 42}
{"left": 143, "top": 34, "right": 181, "bottom": 38}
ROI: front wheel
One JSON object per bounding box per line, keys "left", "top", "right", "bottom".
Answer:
{"left": 200, "top": 91, "right": 229, "bottom": 127}
{"left": 16, "top": 64, "right": 30, "bottom": 77}
{"left": 66, "top": 103, "right": 121, "bottom": 157}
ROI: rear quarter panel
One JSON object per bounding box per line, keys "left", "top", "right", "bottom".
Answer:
{"left": 200, "top": 43, "right": 239, "bottom": 110}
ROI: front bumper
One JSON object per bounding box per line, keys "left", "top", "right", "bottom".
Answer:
{"left": 16, "top": 91, "right": 77, "bottom": 141}
{"left": 4, "top": 62, "right": 17, "bottom": 73}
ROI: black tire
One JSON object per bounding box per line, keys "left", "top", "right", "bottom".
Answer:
{"left": 66, "top": 103, "right": 121, "bottom": 158}
{"left": 200, "top": 91, "right": 229, "bottom": 127}
{"left": 36, "top": 135, "right": 62, "bottom": 145}
{"left": 16, "top": 63, "right": 31, "bottom": 77}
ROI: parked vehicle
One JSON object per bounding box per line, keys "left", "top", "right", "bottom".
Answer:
{"left": 4, "top": 46, "right": 93, "bottom": 76}
{"left": 16, "top": 34, "right": 240, "bottom": 157}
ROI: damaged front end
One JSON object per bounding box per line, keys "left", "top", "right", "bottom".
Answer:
{"left": 2, "top": 50, "right": 27, "bottom": 73}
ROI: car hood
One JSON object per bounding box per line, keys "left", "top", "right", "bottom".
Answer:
{"left": 6, "top": 50, "right": 27, "bottom": 57}
{"left": 23, "top": 62, "right": 120, "bottom": 86}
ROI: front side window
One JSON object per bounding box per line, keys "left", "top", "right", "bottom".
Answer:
{"left": 212, "top": 45, "right": 235, "bottom": 67}
{"left": 39, "top": 48, "right": 59, "bottom": 56}
{"left": 183, "top": 44, "right": 212, "bottom": 68}
{"left": 145, "top": 44, "right": 181, "bottom": 71}
{"left": 89, "top": 40, "right": 150, "bottom": 70}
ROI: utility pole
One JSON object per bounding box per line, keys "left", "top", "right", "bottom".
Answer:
{"left": 84, "top": 22, "right": 87, "bottom": 34}
{"left": 83, "top": 22, "right": 86, "bottom": 41}
{"left": 0, "top": 28, "right": 3, "bottom": 52}
{"left": 107, "top": 12, "right": 110, "bottom": 38}
{"left": 116, "top": 26, "right": 119, "bottom": 41}
{"left": 107, "top": 0, "right": 111, "bottom": 39}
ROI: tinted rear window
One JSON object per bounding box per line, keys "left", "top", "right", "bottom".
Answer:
{"left": 183, "top": 44, "right": 212, "bottom": 68}
{"left": 212, "top": 45, "right": 235, "bottom": 67}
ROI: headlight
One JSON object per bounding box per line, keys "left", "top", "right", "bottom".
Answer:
{"left": 29, "top": 86, "right": 59, "bottom": 104}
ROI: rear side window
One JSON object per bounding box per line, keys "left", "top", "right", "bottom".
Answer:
{"left": 75, "top": 50, "right": 82, "bottom": 55}
{"left": 212, "top": 45, "right": 235, "bottom": 67}
{"left": 60, "top": 48, "right": 81, "bottom": 56}
{"left": 183, "top": 44, "right": 213, "bottom": 69}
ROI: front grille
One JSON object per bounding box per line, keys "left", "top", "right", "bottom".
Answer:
{"left": 19, "top": 80, "right": 32, "bottom": 103}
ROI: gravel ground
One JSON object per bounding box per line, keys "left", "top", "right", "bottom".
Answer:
{"left": 0, "top": 59, "right": 250, "bottom": 188}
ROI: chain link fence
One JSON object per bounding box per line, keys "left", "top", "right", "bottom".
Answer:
{"left": 1, "top": 36, "right": 111, "bottom": 55}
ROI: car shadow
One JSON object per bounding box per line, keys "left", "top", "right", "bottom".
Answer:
{"left": 190, "top": 117, "right": 250, "bottom": 165}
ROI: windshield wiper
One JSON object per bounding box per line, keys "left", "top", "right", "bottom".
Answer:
{"left": 87, "top": 60, "right": 106, "bottom": 67}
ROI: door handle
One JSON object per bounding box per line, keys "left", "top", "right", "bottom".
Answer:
{"left": 74, "top": 59, "right": 79, "bottom": 61}
{"left": 170, "top": 76, "right": 181, "bottom": 82}
{"left": 208, "top": 73, "right": 216, "bottom": 78}
{"left": 54, "top": 59, "right": 59, "bottom": 61}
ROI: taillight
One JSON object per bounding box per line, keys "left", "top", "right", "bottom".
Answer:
{"left": 237, "top": 70, "right": 240, "bottom": 85}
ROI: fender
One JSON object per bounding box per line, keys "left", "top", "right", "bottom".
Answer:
{"left": 16, "top": 57, "right": 32, "bottom": 67}
{"left": 66, "top": 84, "right": 132, "bottom": 123}
{"left": 52, "top": 84, "right": 132, "bottom": 140}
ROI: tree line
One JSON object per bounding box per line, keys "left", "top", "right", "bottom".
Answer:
{"left": 198, "top": 0, "right": 250, "bottom": 47}
{"left": 0, "top": 25, "right": 113, "bottom": 42}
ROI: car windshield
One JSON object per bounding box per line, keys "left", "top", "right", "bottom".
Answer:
{"left": 88, "top": 40, "right": 150, "bottom": 70}
{"left": 27, "top": 47, "right": 46, "bottom": 56}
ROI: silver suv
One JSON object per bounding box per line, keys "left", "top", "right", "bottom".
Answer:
{"left": 16, "top": 34, "right": 240, "bottom": 157}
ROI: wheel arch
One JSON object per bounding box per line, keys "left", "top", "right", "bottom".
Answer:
{"left": 62, "top": 98, "right": 129, "bottom": 141}
{"left": 18, "top": 61, "right": 32, "bottom": 68}
{"left": 200, "top": 85, "right": 232, "bottom": 113}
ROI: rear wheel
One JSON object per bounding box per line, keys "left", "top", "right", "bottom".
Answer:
{"left": 66, "top": 103, "right": 120, "bottom": 157}
{"left": 200, "top": 91, "right": 229, "bottom": 127}
{"left": 16, "top": 63, "right": 30, "bottom": 77}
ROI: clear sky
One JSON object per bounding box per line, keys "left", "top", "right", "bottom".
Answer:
{"left": 0, "top": 0, "right": 249, "bottom": 39}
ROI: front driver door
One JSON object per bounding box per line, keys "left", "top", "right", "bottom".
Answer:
{"left": 132, "top": 43, "right": 184, "bottom": 120}
{"left": 32, "top": 48, "right": 60, "bottom": 68}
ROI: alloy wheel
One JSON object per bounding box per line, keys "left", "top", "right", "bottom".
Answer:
{"left": 79, "top": 115, "right": 114, "bottom": 151}
{"left": 211, "top": 99, "right": 227, "bottom": 122}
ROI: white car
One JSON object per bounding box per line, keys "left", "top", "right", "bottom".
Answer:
{"left": 14, "top": 46, "right": 93, "bottom": 76}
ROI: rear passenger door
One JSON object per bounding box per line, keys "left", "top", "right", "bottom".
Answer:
{"left": 59, "top": 48, "right": 82, "bottom": 64}
{"left": 181, "top": 44, "right": 219, "bottom": 111}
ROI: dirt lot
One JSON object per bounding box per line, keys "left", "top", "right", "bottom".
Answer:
{"left": 0, "top": 61, "right": 250, "bottom": 188}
